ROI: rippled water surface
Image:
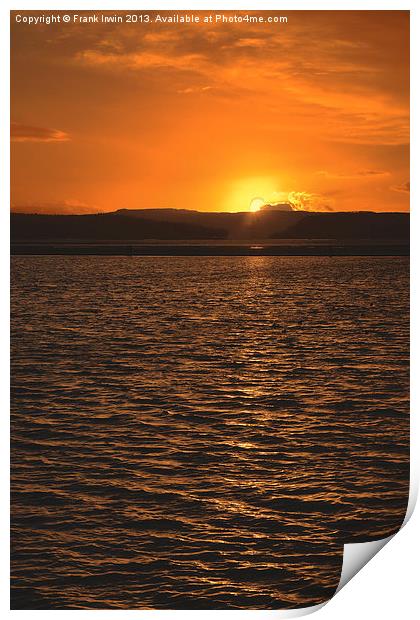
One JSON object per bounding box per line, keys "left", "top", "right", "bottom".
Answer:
{"left": 11, "top": 256, "right": 409, "bottom": 609}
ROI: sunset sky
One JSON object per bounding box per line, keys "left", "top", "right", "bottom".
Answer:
{"left": 11, "top": 10, "right": 409, "bottom": 213}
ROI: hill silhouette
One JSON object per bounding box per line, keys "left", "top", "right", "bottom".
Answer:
{"left": 11, "top": 212, "right": 225, "bottom": 241}
{"left": 11, "top": 209, "right": 409, "bottom": 243}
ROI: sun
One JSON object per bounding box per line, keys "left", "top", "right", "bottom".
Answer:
{"left": 249, "top": 197, "right": 265, "bottom": 213}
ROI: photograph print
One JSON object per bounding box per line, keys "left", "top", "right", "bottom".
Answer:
{"left": 11, "top": 9, "right": 410, "bottom": 610}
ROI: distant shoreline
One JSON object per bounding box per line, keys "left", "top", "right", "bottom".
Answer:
{"left": 11, "top": 242, "right": 409, "bottom": 257}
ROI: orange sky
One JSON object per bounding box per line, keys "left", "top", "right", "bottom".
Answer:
{"left": 11, "top": 10, "right": 409, "bottom": 213}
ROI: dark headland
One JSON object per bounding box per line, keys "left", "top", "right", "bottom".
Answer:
{"left": 11, "top": 209, "right": 409, "bottom": 256}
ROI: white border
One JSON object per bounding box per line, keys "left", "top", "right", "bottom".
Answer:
{"left": 3, "top": 2, "right": 418, "bottom": 618}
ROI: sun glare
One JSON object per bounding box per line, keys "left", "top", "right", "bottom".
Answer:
{"left": 249, "top": 197, "right": 265, "bottom": 212}
{"left": 224, "top": 177, "right": 280, "bottom": 212}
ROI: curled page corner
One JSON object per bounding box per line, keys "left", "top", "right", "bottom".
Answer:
{"left": 275, "top": 532, "right": 399, "bottom": 618}
{"left": 274, "top": 535, "right": 396, "bottom": 619}
{"left": 275, "top": 484, "right": 417, "bottom": 618}
{"left": 334, "top": 481, "right": 418, "bottom": 597}
{"left": 335, "top": 534, "right": 394, "bottom": 595}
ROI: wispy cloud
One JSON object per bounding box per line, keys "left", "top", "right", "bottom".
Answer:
{"left": 317, "top": 169, "right": 390, "bottom": 179}
{"left": 11, "top": 122, "right": 70, "bottom": 143}
{"left": 259, "top": 189, "right": 334, "bottom": 212}
{"left": 288, "top": 191, "right": 334, "bottom": 212}
{"left": 76, "top": 49, "right": 206, "bottom": 72}
{"left": 177, "top": 85, "right": 213, "bottom": 94}
{"left": 68, "top": 14, "right": 409, "bottom": 146}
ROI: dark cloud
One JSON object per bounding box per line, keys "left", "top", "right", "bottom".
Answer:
{"left": 391, "top": 181, "right": 410, "bottom": 193}
{"left": 361, "top": 169, "right": 389, "bottom": 177}
{"left": 11, "top": 122, "right": 70, "bottom": 142}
